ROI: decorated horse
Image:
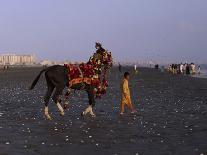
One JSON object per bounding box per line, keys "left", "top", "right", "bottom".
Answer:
{"left": 29, "top": 43, "right": 113, "bottom": 120}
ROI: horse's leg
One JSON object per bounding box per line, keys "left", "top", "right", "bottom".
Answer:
{"left": 44, "top": 75, "right": 55, "bottom": 120}
{"left": 82, "top": 85, "right": 96, "bottom": 117}
{"left": 63, "top": 88, "right": 71, "bottom": 110}
{"left": 52, "top": 85, "right": 65, "bottom": 116}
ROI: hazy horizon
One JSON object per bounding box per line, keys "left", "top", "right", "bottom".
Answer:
{"left": 0, "top": 0, "right": 207, "bottom": 63}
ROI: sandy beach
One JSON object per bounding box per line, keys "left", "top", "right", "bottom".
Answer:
{"left": 0, "top": 66, "right": 207, "bottom": 155}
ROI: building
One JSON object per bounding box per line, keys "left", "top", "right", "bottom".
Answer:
{"left": 40, "top": 60, "right": 72, "bottom": 66}
{"left": 40, "top": 60, "right": 54, "bottom": 66}
{"left": 0, "top": 54, "right": 36, "bottom": 65}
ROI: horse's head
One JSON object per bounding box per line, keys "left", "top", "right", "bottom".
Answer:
{"left": 88, "top": 43, "right": 113, "bottom": 97}
{"left": 90, "top": 43, "right": 113, "bottom": 67}
{"left": 95, "top": 42, "right": 102, "bottom": 50}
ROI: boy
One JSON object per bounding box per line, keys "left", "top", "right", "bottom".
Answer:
{"left": 120, "top": 72, "right": 136, "bottom": 115}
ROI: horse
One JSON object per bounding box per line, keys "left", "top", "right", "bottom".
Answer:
{"left": 29, "top": 44, "right": 113, "bottom": 120}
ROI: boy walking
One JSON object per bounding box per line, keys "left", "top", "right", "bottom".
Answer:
{"left": 120, "top": 72, "right": 136, "bottom": 115}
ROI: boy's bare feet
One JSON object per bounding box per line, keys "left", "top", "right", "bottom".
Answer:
{"left": 131, "top": 110, "right": 137, "bottom": 114}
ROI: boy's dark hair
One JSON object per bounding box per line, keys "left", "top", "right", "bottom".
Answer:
{"left": 124, "top": 72, "right": 130, "bottom": 78}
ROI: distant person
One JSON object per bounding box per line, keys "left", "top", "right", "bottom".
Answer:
{"left": 161, "top": 66, "right": 165, "bottom": 72}
{"left": 134, "top": 64, "right": 138, "bottom": 74}
{"left": 191, "top": 63, "right": 196, "bottom": 74}
{"left": 120, "top": 72, "right": 136, "bottom": 115}
{"left": 155, "top": 64, "right": 159, "bottom": 69}
{"left": 183, "top": 63, "right": 187, "bottom": 74}
{"left": 174, "top": 64, "right": 178, "bottom": 74}
{"left": 198, "top": 65, "right": 201, "bottom": 74}
{"left": 172, "top": 64, "right": 175, "bottom": 74}
{"left": 186, "top": 64, "right": 190, "bottom": 75}
{"left": 3, "top": 65, "right": 8, "bottom": 70}
{"left": 168, "top": 65, "right": 172, "bottom": 73}
{"left": 118, "top": 63, "right": 122, "bottom": 72}
{"left": 180, "top": 63, "right": 184, "bottom": 74}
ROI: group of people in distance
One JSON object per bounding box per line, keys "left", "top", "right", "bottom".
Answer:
{"left": 168, "top": 63, "right": 200, "bottom": 75}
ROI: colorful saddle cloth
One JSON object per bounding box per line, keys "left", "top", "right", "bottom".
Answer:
{"left": 64, "top": 63, "right": 101, "bottom": 87}
{"left": 64, "top": 50, "right": 112, "bottom": 97}
{"left": 65, "top": 63, "right": 94, "bottom": 78}
{"left": 64, "top": 63, "right": 108, "bottom": 97}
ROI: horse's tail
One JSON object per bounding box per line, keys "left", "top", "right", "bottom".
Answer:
{"left": 29, "top": 68, "right": 47, "bottom": 90}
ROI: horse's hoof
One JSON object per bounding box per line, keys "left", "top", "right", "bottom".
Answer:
{"left": 90, "top": 114, "right": 96, "bottom": 117}
{"left": 81, "top": 112, "right": 85, "bottom": 116}
{"left": 60, "top": 111, "right": 65, "bottom": 116}
{"left": 45, "top": 115, "right": 52, "bottom": 120}
{"left": 63, "top": 104, "right": 69, "bottom": 110}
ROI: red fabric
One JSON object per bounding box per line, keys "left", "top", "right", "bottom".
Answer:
{"left": 64, "top": 53, "right": 111, "bottom": 97}
{"left": 64, "top": 63, "right": 95, "bottom": 80}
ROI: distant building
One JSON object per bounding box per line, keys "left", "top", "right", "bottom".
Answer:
{"left": 40, "top": 60, "right": 72, "bottom": 66}
{"left": 0, "top": 54, "right": 36, "bottom": 65}
{"left": 40, "top": 60, "right": 54, "bottom": 66}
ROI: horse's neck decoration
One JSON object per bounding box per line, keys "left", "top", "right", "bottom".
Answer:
{"left": 64, "top": 46, "right": 113, "bottom": 98}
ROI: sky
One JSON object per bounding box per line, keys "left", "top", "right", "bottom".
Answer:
{"left": 0, "top": 0, "right": 207, "bottom": 63}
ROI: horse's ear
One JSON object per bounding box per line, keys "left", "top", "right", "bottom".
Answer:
{"left": 95, "top": 42, "right": 102, "bottom": 47}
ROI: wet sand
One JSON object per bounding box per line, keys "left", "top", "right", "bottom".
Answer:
{"left": 0, "top": 67, "right": 207, "bottom": 155}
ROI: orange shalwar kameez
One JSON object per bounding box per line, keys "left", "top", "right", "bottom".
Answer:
{"left": 120, "top": 78, "right": 134, "bottom": 113}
